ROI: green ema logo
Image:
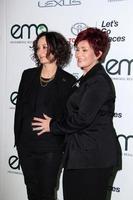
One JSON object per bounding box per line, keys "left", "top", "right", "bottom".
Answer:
{"left": 11, "top": 23, "right": 48, "bottom": 39}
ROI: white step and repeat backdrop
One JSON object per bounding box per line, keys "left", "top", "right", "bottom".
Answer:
{"left": 0, "top": 0, "right": 133, "bottom": 199}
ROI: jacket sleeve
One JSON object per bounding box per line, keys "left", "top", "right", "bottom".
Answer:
{"left": 50, "top": 76, "right": 113, "bottom": 135}
{"left": 14, "top": 71, "right": 26, "bottom": 146}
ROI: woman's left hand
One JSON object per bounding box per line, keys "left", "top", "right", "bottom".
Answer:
{"left": 32, "top": 114, "right": 52, "bottom": 136}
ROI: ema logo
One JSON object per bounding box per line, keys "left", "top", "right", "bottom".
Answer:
{"left": 8, "top": 155, "right": 20, "bottom": 170}
{"left": 10, "top": 91, "right": 18, "bottom": 106}
{"left": 104, "top": 59, "right": 133, "bottom": 78}
{"left": 118, "top": 134, "right": 133, "bottom": 152}
{"left": 38, "top": 0, "right": 81, "bottom": 7}
{"left": 11, "top": 23, "right": 48, "bottom": 40}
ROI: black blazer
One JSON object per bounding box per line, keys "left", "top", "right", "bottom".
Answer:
{"left": 14, "top": 66, "right": 76, "bottom": 147}
{"left": 51, "top": 63, "right": 121, "bottom": 169}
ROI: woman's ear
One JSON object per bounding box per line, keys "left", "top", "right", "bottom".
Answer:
{"left": 97, "top": 50, "right": 103, "bottom": 59}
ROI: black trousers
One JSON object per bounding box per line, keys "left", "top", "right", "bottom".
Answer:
{"left": 63, "top": 168, "right": 112, "bottom": 200}
{"left": 17, "top": 147, "right": 62, "bottom": 200}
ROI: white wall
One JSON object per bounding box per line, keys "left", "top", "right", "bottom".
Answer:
{"left": 0, "top": 0, "right": 7, "bottom": 197}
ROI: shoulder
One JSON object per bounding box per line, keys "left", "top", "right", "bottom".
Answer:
{"left": 21, "top": 67, "right": 40, "bottom": 81}
{"left": 22, "top": 67, "right": 39, "bottom": 76}
{"left": 57, "top": 68, "right": 76, "bottom": 82}
{"left": 86, "top": 64, "right": 115, "bottom": 90}
{"left": 97, "top": 66, "right": 115, "bottom": 89}
{"left": 96, "top": 68, "right": 116, "bottom": 97}
{"left": 92, "top": 64, "right": 113, "bottom": 83}
{"left": 19, "top": 67, "right": 40, "bottom": 85}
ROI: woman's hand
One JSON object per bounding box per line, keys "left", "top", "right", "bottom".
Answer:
{"left": 32, "top": 114, "right": 52, "bottom": 136}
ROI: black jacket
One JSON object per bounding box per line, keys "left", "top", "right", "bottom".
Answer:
{"left": 51, "top": 63, "right": 121, "bottom": 169}
{"left": 14, "top": 66, "right": 76, "bottom": 149}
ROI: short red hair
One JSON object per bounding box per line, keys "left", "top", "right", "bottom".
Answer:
{"left": 74, "top": 27, "right": 110, "bottom": 62}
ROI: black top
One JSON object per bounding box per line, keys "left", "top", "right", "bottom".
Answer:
{"left": 14, "top": 67, "right": 76, "bottom": 152}
{"left": 51, "top": 63, "right": 122, "bottom": 169}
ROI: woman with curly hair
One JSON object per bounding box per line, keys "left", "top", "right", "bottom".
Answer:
{"left": 14, "top": 31, "right": 76, "bottom": 200}
{"left": 32, "top": 27, "right": 121, "bottom": 200}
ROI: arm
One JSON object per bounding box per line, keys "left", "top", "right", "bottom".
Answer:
{"left": 14, "top": 71, "right": 26, "bottom": 146}
{"left": 32, "top": 76, "right": 111, "bottom": 136}
{"left": 50, "top": 77, "right": 110, "bottom": 135}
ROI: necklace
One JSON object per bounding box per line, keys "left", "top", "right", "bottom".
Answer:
{"left": 40, "top": 74, "right": 55, "bottom": 87}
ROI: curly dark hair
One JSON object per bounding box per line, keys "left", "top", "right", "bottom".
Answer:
{"left": 31, "top": 31, "right": 72, "bottom": 68}
{"left": 74, "top": 27, "right": 110, "bottom": 62}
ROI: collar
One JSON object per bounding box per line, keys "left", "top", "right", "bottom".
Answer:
{"left": 78, "top": 63, "right": 103, "bottom": 85}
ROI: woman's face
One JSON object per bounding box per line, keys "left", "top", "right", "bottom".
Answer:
{"left": 36, "top": 36, "right": 55, "bottom": 65}
{"left": 75, "top": 40, "right": 102, "bottom": 71}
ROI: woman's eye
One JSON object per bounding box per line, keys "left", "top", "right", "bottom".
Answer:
{"left": 43, "top": 45, "right": 48, "bottom": 49}
{"left": 82, "top": 49, "right": 88, "bottom": 52}
{"left": 75, "top": 48, "right": 88, "bottom": 52}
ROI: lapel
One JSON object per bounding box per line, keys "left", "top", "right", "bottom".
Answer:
{"left": 80, "top": 63, "right": 103, "bottom": 84}
{"left": 74, "top": 63, "right": 104, "bottom": 88}
{"left": 23, "top": 66, "right": 42, "bottom": 111}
